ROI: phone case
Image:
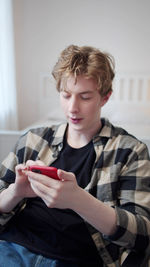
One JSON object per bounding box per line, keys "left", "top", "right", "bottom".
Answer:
{"left": 29, "top": 165, "right": 59, "bottom": 180}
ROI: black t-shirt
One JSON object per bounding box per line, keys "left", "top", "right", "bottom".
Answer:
{"left": 1, "top": 137, "right": 103, "bottom": 266}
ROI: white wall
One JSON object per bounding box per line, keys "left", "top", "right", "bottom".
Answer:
{"left": 13, "top": 0, "right": 150, "bottom": 129}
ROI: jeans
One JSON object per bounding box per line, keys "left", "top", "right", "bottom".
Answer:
{"left": 0, "top": 241, "right": 80, "bottom": 267}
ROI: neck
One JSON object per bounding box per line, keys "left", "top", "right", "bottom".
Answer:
{"left": 66, "top": 121, "right": 102, "bottom": 148}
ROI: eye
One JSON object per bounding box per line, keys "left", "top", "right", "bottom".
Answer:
{"left": 81, "top": 94, "right": 92, "bottom": 100}
{"left": 82, "top": 97, "right": 91, "bottom": 100}
{"left": 61, "top": 92, "right": 70, "bottom": 99}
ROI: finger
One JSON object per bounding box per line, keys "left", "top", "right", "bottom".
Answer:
{"left": 27, "top": 171, "right": 59, "bottom": 187}
{"left": 15, "top": 164, "right": 26, "bottom": 173}
{"left": 29, "top": 179, "right": 55, "bottom": 198}
{"left": 35, "top": 160, "right": 45, "bottom": 166}
{"left": 25, "top": 160, "right": 37, "bottom": 167}
{"left": 25, "top": 160, "right": 45, "bottom": 168}
{"left": 57, "top": 169, "right": 76, "bottom": 181}
{"left": 29, "top": 180, "right": 42, "bottom": 196}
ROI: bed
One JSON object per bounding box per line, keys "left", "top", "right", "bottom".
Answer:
{"left": 35, "top": 71, "right": 150, "bottom": 148}
{"left": 0, "top": 72, "right": 150, "bottom": 163}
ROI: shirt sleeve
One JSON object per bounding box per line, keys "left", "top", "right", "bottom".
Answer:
{"left": 105, "top": 142, "right": 150, "bottom": 253}
{"left": 0, "top": 126, "right": 55, "bottom": 231}
{"left": 0, "top": 136, "right": 27, "bottom": 231}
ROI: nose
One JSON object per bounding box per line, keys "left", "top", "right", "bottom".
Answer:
{"left": 69, "top": 96, "right": 79, "bottom": 113}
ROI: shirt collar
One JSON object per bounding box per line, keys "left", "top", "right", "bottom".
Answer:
{"left": 93, "top": 118, "right": 113, "bottom": 144}
{"left": 51, "top": 122, "right": 68, "bottom": 147}
{"left": 51, "top": 118, "right": 113, "bottom": 147}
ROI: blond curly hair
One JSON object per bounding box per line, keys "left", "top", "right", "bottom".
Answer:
{"left": 52, "top": 45, "right": 115, "bottom": 96}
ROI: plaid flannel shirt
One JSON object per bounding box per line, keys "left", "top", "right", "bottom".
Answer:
{"left": 0, "top": 118, "right": 150, "bottom": 267}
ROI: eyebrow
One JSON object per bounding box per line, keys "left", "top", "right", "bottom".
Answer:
{"left": 62, "top": 89, "right": 94, "bottom": 94}
{"left": 80, "top": 91, "right": 94, "bottom": 94}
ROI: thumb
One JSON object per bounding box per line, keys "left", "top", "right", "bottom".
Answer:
{"left": 57, "top": 169, "right": 76, "bottom": 181}
{"left": 15, "top": 164, "right": 26, "bottom": 174}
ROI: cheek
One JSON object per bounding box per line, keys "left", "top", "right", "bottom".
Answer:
{"left": 88, "top": 101, "right": 101, "bottom": 113}
{"left": 60, "top": 98, "right": 67, "bottom": 113}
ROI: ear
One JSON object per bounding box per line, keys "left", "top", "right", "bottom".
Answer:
{"left": 100, "top": 91, "right": 112, "bottom": 107}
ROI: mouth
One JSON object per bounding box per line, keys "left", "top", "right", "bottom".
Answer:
{"left": 69, "top": 117, "right": 83, "bottom": 124}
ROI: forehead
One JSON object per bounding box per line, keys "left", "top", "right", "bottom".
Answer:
{"left": 61, "top": 75, "right": 98, "bottom": 92}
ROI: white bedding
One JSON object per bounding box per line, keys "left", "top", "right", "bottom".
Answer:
{"left": 1, "top": 71, "right": 150, "bottom": 162}
{"left": 0, "top": 118, "right": 150, "bottom": 164}
{"left": 24, "top": 117, "right": 150, "bottom": 152}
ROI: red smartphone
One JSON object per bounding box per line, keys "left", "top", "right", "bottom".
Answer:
{"left": 29, "top": 165, "right": 60, "bottom": 180}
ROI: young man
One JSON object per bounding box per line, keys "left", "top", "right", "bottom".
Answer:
{"left": 0, "top": 45, "right": 150, "bottom": 267}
